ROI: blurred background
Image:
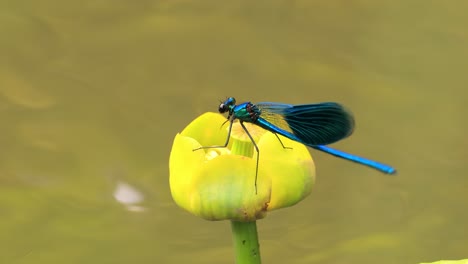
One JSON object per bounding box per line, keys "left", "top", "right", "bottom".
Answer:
{"left": 1, "top": 1, "right": 467, "bottom": 263}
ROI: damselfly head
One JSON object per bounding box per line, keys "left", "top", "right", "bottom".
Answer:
{"left": 218, "top": 97, "right": 236, "bottom": 114}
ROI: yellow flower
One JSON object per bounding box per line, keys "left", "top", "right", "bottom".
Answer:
{"left": 169, "top": 112, "right": 315, "bottom": 222}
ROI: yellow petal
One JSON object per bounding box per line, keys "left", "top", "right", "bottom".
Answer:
{"left": 188, "top": 154, "right": 272, "bottom": 221}
{"left": 181, "top": 112, "right": 229, "bottom": 147}
{"left": 169, "top": 133, "right": 206, "bottom": 212}
{"left": 258, "top": 132, "right": 315, "bottom": 210}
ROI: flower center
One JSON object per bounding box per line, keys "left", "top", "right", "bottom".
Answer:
{"left": 230, "top": 122, "right": 264, "bottom": 158}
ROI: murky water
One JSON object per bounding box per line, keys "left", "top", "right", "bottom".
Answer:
{"left": 1, "top": 1, "right": 467, "bottom": 263}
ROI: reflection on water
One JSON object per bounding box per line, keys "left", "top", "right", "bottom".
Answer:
{"left": 1, "top": 1, "right": 467, "bottom": 263}
{"left": 113, "top": 181, "right": 146, "bottom": 212}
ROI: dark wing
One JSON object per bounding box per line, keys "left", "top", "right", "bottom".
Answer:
{"left": 255, "top": 102, "right": 354, "bottom": 146}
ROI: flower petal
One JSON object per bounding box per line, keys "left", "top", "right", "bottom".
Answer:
{"left": 181, "top": 112, "right": 230, "bottom": 147}
{"left": 169, "top": 133, "right": 206, "bottom": 211}
{"left": 189, "top": 154, "right": 272, "bottom": 221}
{"left": 258, "top": 132, "right": 315, "bottom": 210}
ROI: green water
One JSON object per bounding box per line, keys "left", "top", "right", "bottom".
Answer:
{"left": 1, "top": 1, "right": 467, "bottom": 263}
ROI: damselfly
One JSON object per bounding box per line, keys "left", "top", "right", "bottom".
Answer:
{"left": 194, "top": 97, "right": 396, "bottom": 192}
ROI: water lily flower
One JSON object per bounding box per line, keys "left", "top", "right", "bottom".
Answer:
{"left": 169, "top": 112, "right": 315, "bottom": 222}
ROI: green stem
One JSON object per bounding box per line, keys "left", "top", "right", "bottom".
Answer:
{"left": 229, "top": 125, "right": 261, "bottom": 264}
{"left": 231, "top": 221, "right": 261, "bottom": 264}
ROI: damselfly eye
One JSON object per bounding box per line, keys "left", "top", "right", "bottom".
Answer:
{"left": 218, "top": 103, "right": 227, "bottom": 113}
{"left": 219, "top": 97, "right": 236, "bottom": 113}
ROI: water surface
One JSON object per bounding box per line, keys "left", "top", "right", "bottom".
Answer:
{"left": 1, "top": 1, "right": 467, "bottom": 263}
